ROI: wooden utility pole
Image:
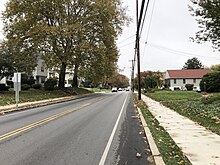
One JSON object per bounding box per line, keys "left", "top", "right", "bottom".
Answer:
{"left": 136, "top": 0, "right": 141, "bottom": 100}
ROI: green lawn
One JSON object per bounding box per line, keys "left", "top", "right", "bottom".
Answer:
{"left": 144, "top": 90, "right": 220, "bottom": 135}
{"left": 0, "top": 88, "right": 92, "bottom": 106}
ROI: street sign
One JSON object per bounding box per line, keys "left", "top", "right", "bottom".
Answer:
{"left": 13, "top": 73, "right": 21, "bottom": 109}
{"left": 13, "top": 73, "right": 21, "bottom": 92}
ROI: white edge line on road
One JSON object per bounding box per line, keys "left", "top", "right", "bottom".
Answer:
{"left": 98, "top": 93, "right": 128, "bottom": 165}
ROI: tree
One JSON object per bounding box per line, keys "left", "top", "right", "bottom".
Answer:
{"left": 134, "top": 71, "right": 163, "bottom": 89}
{"left": 200, "top": 71, "right": 220, "bottom": 92}
{"left": 3, "top": 0, "right": 129, "bottom": 88}
{"left": 210, "top": 64, "right": 220, "bottom": 71}
{"left": 189, "top": 0, "right": 220, "bottom": 50}
{"left": 0, "top": 51, "right": 15, "bottom": 81}
{"left": 0, "top": 41, "right": 36, "bottom": 81}
{"left": 183, "top": 57, "right": 204, "bottom": 69}
{"left": 109, "top": 73, "right": 129, "bottom": 88}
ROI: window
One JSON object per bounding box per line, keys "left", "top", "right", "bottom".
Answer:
{"left": 41, "top": 66, "right": 44, "bottom": 72}
{"left": 174, "top": 79, "right": 176, "bottom": 84}
{"left": 41, "top": 63, "right": 45, "bottom": 72}
{"left": 183, "top": 79, "right": 186, "bottom": 84}
{"left": 193, "top": 79, "right": 196, "bottom": 83}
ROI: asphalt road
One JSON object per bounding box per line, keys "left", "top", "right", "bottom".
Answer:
{"left": 0, "top": 92, "right": 152, "bottom": 165}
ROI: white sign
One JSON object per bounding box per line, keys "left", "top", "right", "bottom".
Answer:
{"left": 13, "top": 73, "right": 21, "bottom": 109}
{"left": 13, "top": 73, "right": 21, "bottom": 83}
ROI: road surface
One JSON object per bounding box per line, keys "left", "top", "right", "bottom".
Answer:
{"left": 0, "top": 92, "right": 152, "bottom": 165}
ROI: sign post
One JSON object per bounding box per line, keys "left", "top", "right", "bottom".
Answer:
{"left": 13, "top": 73, "right": 21, "bottom": 109}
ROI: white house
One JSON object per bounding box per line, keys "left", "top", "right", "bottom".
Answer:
{"left": 164, "top": 69, "right": 209, "bottom": 90}
{"left": 32, "top": 58, "right": 48, "bottom": 85}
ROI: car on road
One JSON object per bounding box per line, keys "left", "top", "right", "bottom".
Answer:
{"left": 112, "top": 87, "right": 118, "bottom": 92}
{"left": 118, "top": 88, "right": 122, "bottom": 91}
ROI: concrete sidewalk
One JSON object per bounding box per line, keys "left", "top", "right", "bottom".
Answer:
{"left": 141, "top": 94, "right": 220, "bottom": 165}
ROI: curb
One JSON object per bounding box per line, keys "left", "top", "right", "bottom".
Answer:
{"left": 0, "top": 93, "right": 95, "bottom": 115}
{"left": 136, "top": 107, "right": 165, "bottom": 165}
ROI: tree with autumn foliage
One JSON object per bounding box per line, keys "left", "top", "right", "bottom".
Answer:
{"left": 108, "top": 73, "right": 129, "bottom": 88}
{"left": 2, "top": 0, "right": 129, "bottom": 88}
{"left": 134, "top": 71, "right": 163, "bottom": 89}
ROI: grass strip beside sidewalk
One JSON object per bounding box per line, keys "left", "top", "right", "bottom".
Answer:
{"left": 135, "top": 96, "right": 192, "bottom": 165}
{"left": 145, "top": 91, "right": 220, "bottom": 135}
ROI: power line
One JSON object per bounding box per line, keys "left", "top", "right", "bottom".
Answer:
{"left": 141, "top": 0, "right": 156, "bottom": 65}
{"left": 118, "top": 41, "right": 135, "bottom": 48}
{"left": 117, "top": 34, "right": 136, "bottom": 45}
{"left": 147, "top": 42, "right": 220, "bottom": 60}
{"left": 139, "top": 0, "right": 150, "bottom": 36}
{"left": 145, "top": 0, "right": 156, "bottom": 44}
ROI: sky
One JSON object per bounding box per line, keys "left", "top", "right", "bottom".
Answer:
{"left": 0, "top": 0, "right": 220, "bottom": 79}
{"left": 117, "top": 0, "right": 220, "bottom": 78}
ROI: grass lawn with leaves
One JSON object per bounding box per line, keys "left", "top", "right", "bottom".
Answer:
{"left": 135, "top": 96, "right": 192, "bottom": 165}
{"left": 0, "top": 88, "right": 92, "bottom": 106}
{"left": 145, "top": 90, "right": 220, "bottom": 135}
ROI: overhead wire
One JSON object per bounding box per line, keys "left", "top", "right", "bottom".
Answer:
{"left": 141, "top": 0, "right": 156, "bottom": 65}
{"left": 139, "top": 0, "right": 150, "bottom": 36}
{"left": 147, "top": 42, "right": 220, "bottom": 60}
{"left": 118, "top": 41, "right": 136, "bottom": 49}
{"left": 117, "top": 34, "right": 136, "bottom": 45}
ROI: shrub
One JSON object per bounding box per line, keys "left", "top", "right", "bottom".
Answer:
{"left": 27, "top": 77, "right": 35, "bottom": 86}
{"left": 6, "top": 80, "right": 13, "bottom": 88}
{"left": 21, "top": 84, "right": 31, "bottom": 90}
{"left": 44, "top": 78, "right": 57, "bottom": 90}
{"left": 32, "top": 84, "right": 42, "bottom": 89}
{"left": 185, "top": 84, "right": 194, "bottom": 91}
{"left": 144, "top": 88, "right": 162, "bottom": 93}
{"left": 200, "top": 71, "right": 220, "bottom": 92}
{"left": 21, "top": 74, "right": 35, "bottom": 86}
{"left": 0, "top": 84, "right": 10, "bottom": 91}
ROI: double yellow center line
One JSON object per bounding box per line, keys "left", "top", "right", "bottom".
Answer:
{"left": 0, "top": 98, "right": 101, "bottom": 141}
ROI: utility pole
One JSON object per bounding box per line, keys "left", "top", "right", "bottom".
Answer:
{"left": 129, "top": 59, "right": 135, "bottom": 92}
{"left": 136, "top": 0, "right": 141, "bottom": 100}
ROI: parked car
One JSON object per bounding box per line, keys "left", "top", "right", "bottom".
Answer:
{"left": 112, "top": 87, "right": 118, "bottom": 92}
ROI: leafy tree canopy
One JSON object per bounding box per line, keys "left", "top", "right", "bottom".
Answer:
{"left": 0, "top": 41, "right": 37, "bottom": 81}
{"left": 183, "top": 57, "right": 204, "bottom": 69}
{"left": 210, "top": 64, "right": 220, "bottom": 71}
{"left": 189, "top": 0, "right": 220, "bottom": 50}
{"left": 109, "top": 73, "right": 129, "bottom": 88}
{"left": 3, "top": 0, "right": 129, "bottom": 88}
{"left": 200, "top": 71, "right": 220, "bottom": 92}
{"left": 134, "top": 71, "right": 163, "bottom": 89}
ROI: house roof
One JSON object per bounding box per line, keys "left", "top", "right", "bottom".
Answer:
{"left": 167, "top": 68, "right": 209, "bottom": 79}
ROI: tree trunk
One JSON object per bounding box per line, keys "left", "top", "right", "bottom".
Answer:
{"left": 72, "top": 65, "right": 78, "bottom": 88}
{"left": 58, "top": 62, "right": 66, "bottom": 88}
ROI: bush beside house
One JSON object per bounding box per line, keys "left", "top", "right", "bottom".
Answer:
{"left": 44, "top": 78, "right": 58, "bottom": 90}
{"left": 200, "top": 71, "right": 220, "bottom": 92}
{"left": 185, "top": 84, "right": 194, "bottom": 91}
